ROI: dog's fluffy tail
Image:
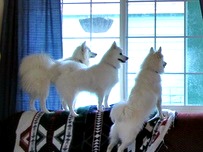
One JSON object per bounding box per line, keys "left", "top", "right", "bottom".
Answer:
{"left": 110, "top": 102, "right": 134, "bottom": 123}
{"left": 19, "top": 54, "right": 54, "bottom": 77}
{"left": 19, "top": 54, "right": 55, "bottom": 93}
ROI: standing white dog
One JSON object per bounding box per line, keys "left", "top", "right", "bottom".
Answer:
{"left": 106, "top": 47, "right": 167, "bottom": 152}
{"left": 55, "top": 42, "right": 128, "bottom": 117}
{"left": 19, "top": 42, "right": 97, "bottom": 113}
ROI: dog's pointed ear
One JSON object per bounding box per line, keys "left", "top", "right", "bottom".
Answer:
{"left": 150, "top": 47, "right": 154, "bottom": 54}
{"left": 111, "top": 41, "right": 117, "bottom": 49}
{"left": 81, "top": 41, "right": 86, "bottom": 51}
{"left": 157, "top": 46, "right": 162, "bottom": 53}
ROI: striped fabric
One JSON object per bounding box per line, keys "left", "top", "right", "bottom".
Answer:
{"left": 12, "top": 106, "right": 175, "bottom": 152}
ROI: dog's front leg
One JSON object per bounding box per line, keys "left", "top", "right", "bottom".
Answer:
{"left": 157, "top": 97, "right": 164, "bottom": 119}
{"left": 97, "top": 93, "right": 104, "bottom": 111}
{"left": 104, "top": 93, "right": 110, "bottom": 108}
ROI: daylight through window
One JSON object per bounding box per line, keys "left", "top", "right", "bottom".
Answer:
{"left": 61, "top": 0, "right": 203, "bottom": 111}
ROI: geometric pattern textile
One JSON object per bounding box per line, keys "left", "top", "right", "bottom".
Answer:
{"left": 13, "top": 106, "right": 175, "bottom": 152}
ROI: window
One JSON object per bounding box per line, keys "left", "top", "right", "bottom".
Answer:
{"left": 61, "top": 0, "right": 203, "bottom": 112}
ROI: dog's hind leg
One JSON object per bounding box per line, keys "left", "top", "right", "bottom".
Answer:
{"left": 62, "top": 100, "right": 68, "bottom": 111}
{"left": 117, "top": 140, "right": 133, "bottom": 152}
{"left": 30, "top": 97, "right": 37, "bottom": 111}
{"left": 40, "top": 96, "right": 50, "bottom": 113}
{"left": 117, "top": 133, "right": 136, "bottom": 152}
{"left": 67, "top": 101, "right": 78, "bottom": 117}
{"left": 107, "top": 125, "right": 119, "bottom": 152}
{"left": 39, "top": 80, "right": 50, "bottom": 113}
{"left": 157, "top": 97, "right": 164, "bottom": 119}
{"left": 106, "top": 138, "right": 118, "bottom": 152}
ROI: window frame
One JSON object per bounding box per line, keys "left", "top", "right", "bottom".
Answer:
{"left": 123, "top": 0, "right": 203, "bottom": 113}
{"left": 61, "top": 0, "right": 203, "bottom": 113}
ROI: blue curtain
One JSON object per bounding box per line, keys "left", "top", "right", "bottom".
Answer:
{"left": 0, "top": 0, "right": 62, "bottom": 120}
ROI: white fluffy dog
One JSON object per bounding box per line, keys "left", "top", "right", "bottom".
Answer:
{"left": 106, "top": 47, "right": 167, "bottom": 152}
{"left": 19, "top": 42, "right": 97, "bottom": 113}
{"left": 55, "top": 42, "right": 128, "bottom": 117}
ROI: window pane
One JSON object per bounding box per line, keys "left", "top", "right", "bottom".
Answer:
{"left": 62, "top": 0, "right": 119, "bottom": 3}
{"left": 156, "top": 38, "right": 184, "bottom": 73}
{"left": 62, "top": 4, "right": 90, "bottom": 38}
{"left": 61, "top": 0, "right": 203, "bottom": 109}
{"left": 127, "top": 74, "right": 136, "bottom": 97}
{"left": 62, "top": 39, "right": 91, "bottom": 58}
{"left": 127, "top": 38, "right": 154, "bottom": 73}
{"left": 162, "top": 74, "right": 184, "bottom": 106}
{"left": 91, "top": 3, "right": 120, "bottom": 37}
{"left": 62, "top": 4, "right": 90, "bottom": 15}
{"left": 187, "top": 74, "right": 203, "bottom": 105}
{"left": 92, "top": 0, "right": 119, "bottom": 2}
{"left": 62, "top": 3, "right": 119, "bottom": 38}
{"left": 128, "top": 2, "right": 155, "bottom": 37}
{"left": 62, "top": 0, "right": 90, "bottom": 2}
{"left": 156, "top": 2, "right": 184, "bottom": 36}
{"left": 86, "top": 39, "right": 120, "bottom": 64}
{"left": 128, "top": 74, "right": 185, "bottom": 106}
{"left": 62, "top": 38, "right": 119, "bottom": 62}
{"left": 128, "top": 0, "right": 154, "bottom": 1}
{"left": 186, "top": 0, "right": 203, "bottom": 36}
{"left": 74, "top": 83, "right": 120, "bottom": 109}
{"left": 186, "top": 38, "right": 203, "bottom": 73}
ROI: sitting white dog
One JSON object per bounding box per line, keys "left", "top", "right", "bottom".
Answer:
{"left": 107, "top": 47, "right": 167, "bottom": 152}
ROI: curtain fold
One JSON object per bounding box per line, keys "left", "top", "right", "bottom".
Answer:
{"left": 200, "top": 0, "right": 203, "bottom": 18}
{"left": 0, "top": 0, "right": 19, "bottom": 120}
{"left": 0, "top": 0, "right": 63, "bottom": 120}
{"left": 16, "top": 0, "right": 63, "bottom": 112}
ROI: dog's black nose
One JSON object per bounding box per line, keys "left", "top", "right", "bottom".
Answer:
{"left": 163, "top": 62, "right": 167, "bottom": 67}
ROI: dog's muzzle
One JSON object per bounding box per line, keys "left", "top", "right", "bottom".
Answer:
{"left": 118, "top": 56, "right": 129, "bottom": 63}
{"left": 163, "top": 62, "right": 167, "bottom": 68}
{"left": 90, "top": 52, "right": 97, "bottom": 58}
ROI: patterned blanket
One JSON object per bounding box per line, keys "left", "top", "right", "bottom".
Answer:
{"left": 13, "top": 106, "right": 175, "bottom": 152}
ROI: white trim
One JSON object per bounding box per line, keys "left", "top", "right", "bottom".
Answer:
{"left": 120, "top": 0, "right": 128, "bottom": 101}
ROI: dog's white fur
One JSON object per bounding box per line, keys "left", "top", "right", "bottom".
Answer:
{"left": 55, "top": 42, "right": 128, "bottom": 117}
{"left": 19, "top": 42, "right": 96, "bottom": 113}
{"left": 106, "top": 47, "right": 167, "bottom": 152}
{"left": 49, "top": 42, "right": 97, "bottom": 83}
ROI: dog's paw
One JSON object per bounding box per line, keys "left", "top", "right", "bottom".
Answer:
{"left": 42, "top": 109, "right": 50, "bottom": 113}
{"left": 159, "top": 113, "right": 165, "bottom": 120}
{"left": 30, "top": 109, "right": 37, "bottom": 112}
{"left": 70, "top": 112, "right": 79, "bottom": 117}
{"left": 30, "top": 107, "right": 37, "bottom": 111}
{"left": 44, "top": 111, "right": 51, "bottom": 114}
{"left": 98, "top": 105, "right": 104, "bottom": 111}
{"left": 104, "top": 105, "right": 110, "bottom": 109}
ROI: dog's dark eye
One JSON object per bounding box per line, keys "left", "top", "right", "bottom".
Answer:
{"left": 120, "top": 53, "right": 122, "bottom": 55}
